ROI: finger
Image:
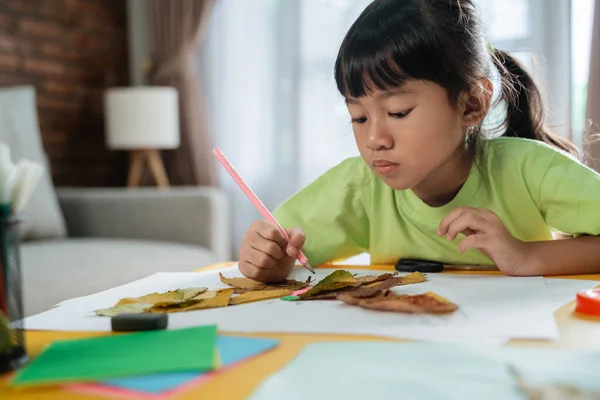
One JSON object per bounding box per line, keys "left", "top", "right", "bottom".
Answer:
{"left": 250, "top": 236, "right": 285, "bottom": 260}
{"left": 285, "top": 227, "right": 306, "bottom": 257}
{"left": 458, "top": 233, "right": 489, "bottom": 253}
{"left": 438, "top": 207, "right": 474, "bottom": 236}
{"left": 245, "top": 247, "right": 278, "bottom": 269}
{"left": 445, "top": 212, "right": 489, "bottom": 241}
{"left": 239, "top": 261, "right": 289, "bottom": 283}
{"left": 254, "top": 221, "right": 288, "bottom": 247}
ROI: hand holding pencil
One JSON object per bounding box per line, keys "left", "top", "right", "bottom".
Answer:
{"left": 213, "top": 148, "right": 315, "bottom": 282}
{"left": 238, "top": 221, "right": 310, "bottom": 283}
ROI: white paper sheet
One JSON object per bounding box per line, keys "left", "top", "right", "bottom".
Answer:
{"left": 247, "top": 342, "right": 600, "bottom": 400}
{"left": 544, "top": 277, "right": 600, "bottom": 306}
{"left": 21, "top": 266, "right": 572, "bottom": 343}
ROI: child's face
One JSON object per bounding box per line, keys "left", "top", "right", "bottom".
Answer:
{"left": 345, "top": 80, "right": 476, "bottom": 192}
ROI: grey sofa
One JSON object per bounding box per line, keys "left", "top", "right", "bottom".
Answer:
{"left": 0, "top": 85, "right": 232, "bottom": 317}
{"left": 22, "top": 186, "right": 230, "bottom": 317}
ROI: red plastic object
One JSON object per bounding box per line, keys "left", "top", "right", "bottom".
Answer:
{"left": 575, "top": 288, "right": 600, "bottom": 316}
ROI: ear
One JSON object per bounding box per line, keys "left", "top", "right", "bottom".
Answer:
{"left": 460, "top": 78, "right": 493, "bottom": 128}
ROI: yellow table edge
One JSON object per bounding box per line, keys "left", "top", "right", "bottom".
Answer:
{"left": 2, "top": 262, "right": 600, "bottom": 400}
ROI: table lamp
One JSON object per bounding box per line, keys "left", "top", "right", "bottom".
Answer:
{"left": 104, "top": 87, "right": 180, "bottom": 188}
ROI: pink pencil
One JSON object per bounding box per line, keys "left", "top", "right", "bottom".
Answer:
{"left": 212, "top": 148, "right": 315, "bottom": 274}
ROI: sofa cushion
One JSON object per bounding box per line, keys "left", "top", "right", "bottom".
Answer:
{"left": 21, "top": 238, "right": 218, "bottom": 317}
{"left": 0, "top": 85, "right": 67, "bottom": 240}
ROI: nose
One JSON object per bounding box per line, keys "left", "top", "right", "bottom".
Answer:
{"left": 366, "top": 120, "right": 393, "bottom": 151}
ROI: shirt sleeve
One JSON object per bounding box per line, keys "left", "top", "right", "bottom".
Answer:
{"left": 272, "top": 157, "right": 371, "bottom": 266}
{"left": 538, "top": 148, "right": 600, "bottom": 236}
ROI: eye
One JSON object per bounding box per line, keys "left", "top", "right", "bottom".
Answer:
{"left": 389, "top": 109, "right": 413, "bottom": 119}
{"left": 351, "top": 116, "right": 368, "bottom": 125}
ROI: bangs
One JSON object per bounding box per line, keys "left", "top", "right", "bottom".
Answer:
{"left": 336, "top": 46, "right": 411, "bottom": 99}
{"left": 334, "top": 2, "right": 444, "bottom": 99}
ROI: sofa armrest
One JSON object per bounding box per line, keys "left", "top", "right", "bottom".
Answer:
{"left": 56, "top": 187, "right": 231, "bottom": 261}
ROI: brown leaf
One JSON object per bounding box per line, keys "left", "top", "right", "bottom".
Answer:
{"left": 348, "top": 292, "right": 458, "bottom": 314}
{"left": 304, "top": 272, "right": 426, "bottom": 300}
{"left": 336, "top": 293, "right": 362, "bottom": 305}
{"left": 220, "top": 273, "right": 312, "bottom": 293}
{"left": 230, "top": 288, "right": 293, "bottom": 306}
{"left": 352, "top": 273, "right": 395, "bottom": 286}
{"left": 150, "top": 289, "right": 234, "bottom": 313}
{"left": 344, "top": 276, "right": 407, "bottom": 298}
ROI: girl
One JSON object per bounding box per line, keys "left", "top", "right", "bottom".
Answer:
{"left": 238, "top": 0, "right": 600, "bottom": 282}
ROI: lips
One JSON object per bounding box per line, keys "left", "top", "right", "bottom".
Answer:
{"left": 372, "top": 160, "right": 398, "bottom": 167}
{"left": 372, "top": 159, "right": 399, "bottom": 175}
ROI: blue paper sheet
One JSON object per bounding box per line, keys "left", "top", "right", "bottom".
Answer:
{"left": 247, "top": 342, "right": 600, "bottom": 400}
{"left": 101, "top": 336, "right": 279, "bottom": 394}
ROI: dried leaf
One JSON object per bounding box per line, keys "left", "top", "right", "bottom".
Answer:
{"left": 116, "top": 287, "right": 207, "bottom": 307}
{"left": 230, "top": 288, "right": 293, "bottom": 306}
{"left": 194, "top": 290, "right": 219, "bottom": 300}
{"left": 219, "top": 274, "right": 267, "bottom": 292}
{"left": 219, "top": 273, "right": 312, "bottom": 293}
{"left": 336, "top": 293, "right": 362, "bottom": 305}
{"left": 298, "top": 270, "right": 357, "bottom": 298}
{"left": 301, "top": 272, "right": 426, "bottom": 300}
{"left": 401, "top": 271, "right": 427, "bottom": 284}
{"left": 353, "top": 273, "right": 395, "bottom": 285}
{"left": 342, "top": 276, "right": 407, "bottom": 298}
{"left": 150, "top": 289, "right": 234, "bottom": 313}
{"left": 342, "top": 292, "right": 458, "bottom": 314}
{"left": 95, "top": 303, "right": 152, "bottom": 317}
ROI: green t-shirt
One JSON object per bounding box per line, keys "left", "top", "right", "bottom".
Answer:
{"left": 272, "top": 137, "right": 600, "bottom": 266}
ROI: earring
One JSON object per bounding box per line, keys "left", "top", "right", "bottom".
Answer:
{"left": 466, "top": 126, "right": 475, "bottom": 143}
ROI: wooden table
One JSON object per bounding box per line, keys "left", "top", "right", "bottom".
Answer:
{"left": 2, "top": 263, "right": 600, "bottom": 399}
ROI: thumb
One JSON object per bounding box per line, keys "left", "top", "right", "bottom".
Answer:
{"left": 284, "top": 227, "right": 306, "bottom": 257}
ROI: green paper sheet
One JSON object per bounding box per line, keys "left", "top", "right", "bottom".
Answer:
{"left": 10, "top": 325, "right": 219, "bottom": 388}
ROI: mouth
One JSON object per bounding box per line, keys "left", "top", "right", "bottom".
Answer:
{"left": 372, "top": 160, "right": 399, "bottom": 175}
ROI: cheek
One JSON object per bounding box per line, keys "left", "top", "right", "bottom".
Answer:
{"left": 390, "top": 110, "right": 464, "bottom": 166}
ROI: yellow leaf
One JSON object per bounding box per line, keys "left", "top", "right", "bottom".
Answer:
{"left": 423, "top": 291, "right": 451, "bottom": 304}
{"left": 401, "top": 272, "right": 427, "bottom": 284}
{"left": 230, "top": 288, "right": 292, "bottom": 306}
{"left": 194, "top": 290, "right": 218, "bottom": 300}
{"left": 150, "top": 289, "right": 234, "bottom": 313}
{"left": 95, "top": 303, "right": 152, "bottom": 317}
{"left": 298, "top": 270, "right": 356, "bottom": 298}
{"left": 116, "top": 287, "right": 207, "bottom": 307}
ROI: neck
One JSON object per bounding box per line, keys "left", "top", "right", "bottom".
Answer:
{"left": 411, "top": 148, "right": 473, "bottom": 207}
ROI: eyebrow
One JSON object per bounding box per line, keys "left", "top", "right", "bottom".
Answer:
{"left": 345, "top": 86, "right": 415, "bottom": 104}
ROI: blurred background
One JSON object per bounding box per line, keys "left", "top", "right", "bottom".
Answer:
{"left": 0, "top": 0, "right": 598, "bottom": 265}
{"left": 200, "top": 0, "right": 598, "bottom": 257}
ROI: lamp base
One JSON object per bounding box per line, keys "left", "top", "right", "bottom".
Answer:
{"left": 127, "top": 149, "right": 170, "bottom": 188}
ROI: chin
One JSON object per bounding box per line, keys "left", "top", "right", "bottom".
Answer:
{"left": 378, "top": 174, "right": 416, "bottom": 191}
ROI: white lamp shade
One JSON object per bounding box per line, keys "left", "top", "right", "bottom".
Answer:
{"left": 104, "top": 86, "right": 180, "bottom": 149}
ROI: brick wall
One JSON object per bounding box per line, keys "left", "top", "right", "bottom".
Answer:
{"left": 0, "top": 0, "right": 129, "bottom": 186}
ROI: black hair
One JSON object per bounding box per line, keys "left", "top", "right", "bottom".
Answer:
{"left": 334, "top": 0, "right": 578, "bottom": 158}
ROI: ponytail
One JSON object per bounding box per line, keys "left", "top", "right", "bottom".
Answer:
{"left": 491, "top": 49, "right": 579, "bottom": 158}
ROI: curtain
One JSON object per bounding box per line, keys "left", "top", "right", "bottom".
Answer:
{"left": 585, "top": 0, "right": 600, "bottom": 172}
{"left": 147, "top": 0, "right": 217, "bottom": 186}
{"left": 200, "top": 0, "right": 369, "bottom": 257}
